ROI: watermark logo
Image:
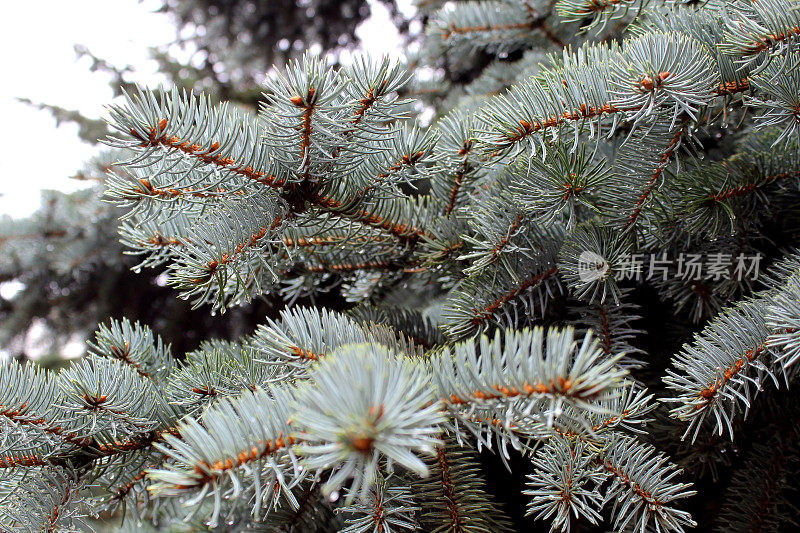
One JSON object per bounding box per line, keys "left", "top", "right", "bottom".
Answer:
{"left": 610, "top": 252, "right": 762, "bottom": 282}
{"left": 578, "top": 251, "right": 609, "bottom": 283}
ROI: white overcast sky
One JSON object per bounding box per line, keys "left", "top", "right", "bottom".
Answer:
{"left": 0, "top": 0, "right": 408, "bottom": 219}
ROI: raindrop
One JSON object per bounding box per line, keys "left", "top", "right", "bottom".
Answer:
{"left": 329, "top": 490, "right": 340, "bottom": 502}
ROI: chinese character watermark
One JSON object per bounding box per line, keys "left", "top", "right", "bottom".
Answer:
{"left": 576, "top": 251, "right": 762, "bottom": 282}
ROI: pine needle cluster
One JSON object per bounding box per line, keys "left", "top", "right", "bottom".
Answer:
{"left": 4, "top": 0, "right": 800, "bottom": 531}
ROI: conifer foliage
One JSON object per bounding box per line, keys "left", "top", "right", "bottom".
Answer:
{"left": 4, "top": 0, "right": 800, "bottom": 531}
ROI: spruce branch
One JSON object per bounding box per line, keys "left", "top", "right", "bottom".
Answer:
{"left": 147, "top": 386, "right": 301, "bottom": 526}
{"left": 308, "top": 189, "right": 432, "bottom": 242}
{"left": 0, "top": 466, "right": 89, "bottom": 532}
{"left": 411, "top": 440, "right": 514, "bottom": 533}
{"left": 432, "top": 327, "right": 627, "bottom": 428}
{"left": 558, "top": 224, "right": 631, "bottom": 304}
{"left": 662, "top": 250, "right": 800, "bottom": 443}
{"left": 766, "top": 274, "right": 800, "bottom": 370}
{"left": 556, "top": 0, "right": 644, "bottom": 33}
{"left": 432, "top": 0, "right": 552, "bottom": 56}
{"left": 165, "top": 339, "right": 281, "bottom": 416}
{"left": 477, "top": 40, "right": 622, "bottom": 153}
{"left": 261, "top": 479, "right": 340, "bottom": 532}
{"left": 349, "top": 305, "right": 447, "bottom": 349}
{"left": 165, "top": 191, "right": 288, "bottom": 310}
{"left": 548, "top": 380, "right": 654, "bottom": 441}
{"left": 337, "top": 473, "right": 419, "bottom": 533}
{"left": 459, "top": 186, "right": 538, "bottom": 276}
{"left": 345, "top": 123, "right": 436, "bottom": 198}
{"left": 477, "top": 32, "right": 716, "bottom": 156}
{"left": 720, "top": 0, "right": 800, "bottom": 70}
{"left": 429, "top": 109, "right": 491, "bottom": 217}
{"left": 149, "top": 344, "right": 443, "bottom": 521}
{"left": 663, "top": 299, "right": 776, "bottom": 441}
{"left": 14, "top": 1, "right": 800, "bottom": 527}
{"left": 87, "top": 318, "right": 174, "bottom": 382}
{"left": 340, "top": 56, "right": 411, "bottom": 131}
{"left": 510, "top": 143, "right": 616, "bottom": 229}
{"left": 673, "top": 127, "right": 800, "bottom": 236}
{"left": 0, "top": 360, "right": 74, "bottom": 448}
{"left": 615, "top": 118, "right": 690, "bottom": 233}
{"left": 55, "top": 357, "right": 168, "bottom": 443}
{"left": 748, "top": 50, "right": 800, "bottom": 143}
{"left": 294, "top": 344, "right": 444, "bottom": 502}
{"left": 251, "top": 306, "right": 422, "bottom": 379}
{"left": 0, "top": 359, "right": 178, "bottom": 476}
{"left": 609, "top": 33, "right": 715, "bottom": 126}
{"left": 597, "top": 434, "right": 696, "bottom": 533}
{"left": 524, "top": 439, "right": 605, "bottom": 533}
{"left": 106, "top": 87, "right": 290, "bottom": 200}
{"left": 442, "top": 247, "right": 563, "bottom": 339}
{"left": 262, "top": 52, "right": 347, "bottom": 183}
{"left": 633, "top": 5, "right": 751, "bottom": 91}
{"left": 570, "top": 289, "right": 646, "bottom": 369}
